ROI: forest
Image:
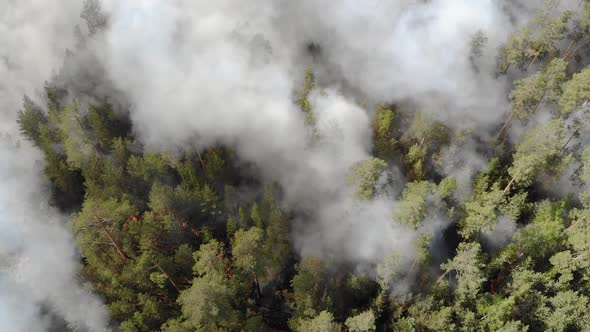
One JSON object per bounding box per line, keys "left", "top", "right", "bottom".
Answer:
{"left": 7, "top": 0, "right": 590, "bottom": 331}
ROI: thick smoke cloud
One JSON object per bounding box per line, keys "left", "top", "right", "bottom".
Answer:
{"left": 0, "top": 1, "right": 107, "bottom": 331}
{"left": 0, "top": 139, "right": 107, "bottom": 332}
{"left": 89, "top": 0, "right": 521, "bottom": 267}
{"left": 277, "top": 0, "right": 514, "bottom": 127}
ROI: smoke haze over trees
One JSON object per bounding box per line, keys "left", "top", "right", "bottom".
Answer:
{"left": 3, "top": 0, "right": 590, "bottom": 331}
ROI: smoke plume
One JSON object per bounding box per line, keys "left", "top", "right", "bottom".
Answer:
{"left": 87, "top": 0, "right": 521, "bottom": 265}
{"left": 0, "top": 1, "right": 107, "bottom": 331}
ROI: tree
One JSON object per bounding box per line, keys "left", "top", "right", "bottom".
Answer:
{"left": 174, "top": 240, "right": 243, "bottom": 331}
{"left": 231, "top": 227, "right": 266, "bottom": 298}
{"left": 499, "top": 58, "right": 568, "bottom": 138}
{"left": 345, "top": 310, "right": 376, "bottom": 332}
{"left": 289, "top": 257, "right": 335, "bottom": 321}
{"left": 510, "top": 58, "right": 567, "bottom": 120}
{"left": 291, "top": 311, "right": 341, "bottom": 332}
{"left": 376, "top": 250, "right": 404, "bottom": 290}
{"left": 297, "top": 68, "right": 315, "bottom": 126}
{"left": 395, "top": 181, "right": 436, "bottom": 228}
{"left": 508, "top": 119, "right": 571, "bottom": 189}
{"left": 461, "top": 181, "right": 505, "bottom": 238}
{"left": 72, "top": 197, "right": 137, "bottom": 264}
{"left": 59, "top": 102, "right": 98, "bottom": 169}
{"left": 440, "top": 242, "right": 486, "bottom": 302}
{"left": 470, "top": 30, "right": 488, "bottom": 60}
{"left": 498, "top": 5, "right": 572, "bottom": 72}
{"left": 17, "top": 96, "right": 47, "bottom": 147}
{"left": 405, "top": 144, "right": 426, "bottom": 180}
{"left": 565, "top": 204, "right": 590, "bottom": 276}
{"left": 395, "top": 178, "right": 455, "bottom": 229}
{"left": 509, "top": 200, "right": 567, "bottom": 264}
{"left": 262, "top": 195, "right": 291, "bottom": 278}
{"left": 395, "top": 296, "right": 455, "bottom": 332}
{"left": 86, "top": 102, "right": 131, "bottom": 149}
{"left": 347, "top": 157, "right": 388, "bottom": 200}
{"left": 560, "top": 65, "right": 590, "bottom": 115}
{"left": 544, "top": 291, "right": 589, "bottom": 331}
{"left": 371, "top": 104, "right": 398, "bottom": 160}
{"left": 401, "top": 113, "right": 451, "bottom": 180}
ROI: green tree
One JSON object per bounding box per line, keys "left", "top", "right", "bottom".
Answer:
{"left": 498, "top": 5, "right": 572, "bottom": 72}
{"left": 345, "top": 310, "right": 376, "bottom": 332}
{"left": 17, "top": 96, "right": 47, "bottom": 147}
{"left": 560, "top": 65, "right": 590, "bottom": 115}
{"left": 371, "top": 104, "right": 398, "bottom": 160}
{"left": 231, "top": 227, "right": 266, "bottom": 297}
{"left": 510, "top": 58, "right": 567, "bottom": 120}
{"left": 347, "top": 157, "right": 388, "bottom": 200}
{"left": 289, "top": 257, "right": 335, "bottom": 321}
{"left": 297, "top": 67, "right": 315, "bottom": 125}
{"left": 544, "top": 291, "right": 589, "bottom": 331}
{"left": 174, "top": 240, "right": 243, "bottom": 331}
{"left": 440, "top": 242, "right": 486, "bottom": 302}
{"left": 508, "top": 119, "right": 571, "bottom": 189}
{"left": 291, "top": 311, "right": 341, "bottom": 332}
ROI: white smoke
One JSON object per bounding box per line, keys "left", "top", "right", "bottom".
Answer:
{"left": 0, "top": 1, "right": 108, "bottom": 331}
{"left": 88, "top": 0, "right": 521, "bottom": 266}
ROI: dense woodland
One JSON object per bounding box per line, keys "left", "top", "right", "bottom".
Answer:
{"left": 15, "top": 2, "right": 590, "bottom": 331}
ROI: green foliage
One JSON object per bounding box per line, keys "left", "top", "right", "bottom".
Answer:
{"left": 291, "top": 311, "right": 341, "bottom": 332}
{"left": 566, "top": 205, "right": 590, "bottom": 274}
{"left": 376, "top": 251, "right": 403, "bottom": 289}
{"left": 509, "top": 119, "right": 571, "bottom": 187}
{"left": 231, "top": 227, "right": 266, "bottom": 282}
{"left": 297, "top": 68, "right": 316, "bottom": 126}
{"left": 460, "top": 174, "right": 509, "bottom": 238}
{"left": 395, "top": 181, "right": 437, "bottom": 228}
{"left": 289, "top": 257, "right": 335, "bottom": 321}
{"left": 347, "top": 157, "right": 388, "bottom": 200}
{"left": 345, "top": 310, "right": 376, "bottom": 332}
{"left": 405, "top": 144, "right": 426, "bottom": 180}
{"left": 544, "top": 291, "right": 590, "bottom": 331}
{"left": 401, "top": 113, "right": 451, "bottom": 180}
{"left": 441, "top": 242, "right": 486, "bottom": 302}
{"left": 510, "top": 58, "right": 567, "bottom": 119}
{"left": 498, "top": 5, "right": 572, "bottom": 72}
{"left": 175, "top": 240, "right": 243, "bottom": 331}
{"left": 395, "top": 177, "right": 456, "bottom": 230}
{"left": 437, "top": 176, "right": 457, "bottom": 199}
{"left": 127, "top": 153, "right": 169, "bottom": 183}
{"left": 470, "top": 30, "right": 488, "bottom": 59}
{"left": 578, "top": 2, "right": 590, "bottom": 33}
{"left": 371, "top": 104, "right": 398, "bottom": 159}
{"left": 17, "top": 96, "right": 47, "bottom": 147}
{"left": 560, "top": 65, "right": 590, "bottom": 115}
{"left": 527, "top": 200, "right": 567, "bottom": 258}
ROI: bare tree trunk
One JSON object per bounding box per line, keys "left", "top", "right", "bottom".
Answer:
{"left": 155, "top": 262, "right": 180, "bottom": 292}
{"left": 435, "top": 270, "right": 451, "bottom": 284}
{"left": 563, "top": 39, "right": 576, "bottom": 60}
{"left": 75, "top": 115, "right": 104, "bottom": 160}
{"left": 503, "top": 177, "right": 515, "bottom": 194}
{"left": 497, "top": 109, "right": 516, "bottom": 140}
{"left": 560, "top": 129, "right": 580, "bottom": 154}
{"left": 254, "top": 274, "right": 262, "bottom": 299}
{"left": 94, "top": 216, "right": 129, "bottom": 262}
{"left": 196, "top": 150, "right": 206, "bottom": 169}
{"left": 526, "top": 49, "right": 542, "bottom": 71}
